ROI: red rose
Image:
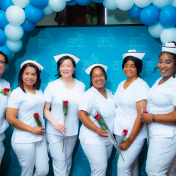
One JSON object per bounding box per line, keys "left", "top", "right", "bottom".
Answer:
{"left": 3, "top": 88, "right": 10, "bottom": 94}
{"left": 94, "top": 113, "right": 101, "bottom": 120}
{"left": 34, "top": 113, "right": 40, "bottom": 119}
{"left": 123, "top": 129, "right": 128, "bottom": 136}
{"left": 143, "top": 110, "right": 148, "bottom": 113}
{"left": 63, "top": 100, "right": 68, "bottom": 106}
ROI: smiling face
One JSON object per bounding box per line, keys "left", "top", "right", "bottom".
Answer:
{"left": 158, "top": 53, "right": 176, "bottom": 78}
{"left": 0, "top": 54, "right": 7, "bottom": 78}
{"left": 22, "top": 66, "right": 37, "bottom": 88}
{"left": 123, "top": 60, "right": 138, "bottom": 78}
{"left": 91, "top": 68, "right": 106, "bottom": 89}
{"left": 59, "top": 59, "right": 75, "bottom": 78}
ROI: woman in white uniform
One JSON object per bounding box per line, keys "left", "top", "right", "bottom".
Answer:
{"left": 0, "top": 51, "right": 10, "bottom": 164}
{"left": 78, "top": 64, "right": 116, "bottom": 176}
{"left": 142, "top": 42, "right": 176, "bottom": 176}
{"left": 44, "top": 54, "right": 85, "bottom": 176}
{"left": 6, "top": 60, "right": 49, "bottom": 176}
{"left": 113, "top": 50, "right": 150, "bottom": 176}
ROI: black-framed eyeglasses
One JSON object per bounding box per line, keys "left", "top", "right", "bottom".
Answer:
{"left": 0, "top": 60, "right": 6, "bottom": 65}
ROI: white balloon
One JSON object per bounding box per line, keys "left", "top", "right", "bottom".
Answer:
{"left": 43, "top": 6, "right": 54, "bottom": 15}
{"left": 153, "top": 0, "right": 173, "bottom": 9}
{"left": 134, "top": 0, "right": 152, "bottom": 8}
{"left": 148, "top": 22, "right": 165, "bottom": 38}
{"left": 12, "top": 0, "right": 30, "bottom": 8}
{"left": 6, "top": 6, "right": 25, "bottom": 26}
{"left": 172, "top": 0, "right": 176, "bottom": 7}
{"left": 4, "top": 24, "right": 24, "bottom": 41}
{"left": 5, "top": 40, "right": 22, "bottom": 53}
{"left": 160, "top": 28, "right": 176, "bottom": 44}
{"left": 103, "top": 0, "right": 118, "bottom": 10}
{"left": 49, "top": 0, "right": 66, "bottom": 12}
{"left": 116, "top": 0, "right": 134, "bottom": 11}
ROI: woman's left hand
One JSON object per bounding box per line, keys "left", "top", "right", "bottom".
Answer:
{"left": 118, "top": 140, "right": 131, "bottom": 150}
{"left": 141, "top": 113, "right": 154, "bottom": 124}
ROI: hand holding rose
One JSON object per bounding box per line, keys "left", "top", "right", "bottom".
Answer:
{"left": 141, "top": 112, "right": 154, "bottom": 124}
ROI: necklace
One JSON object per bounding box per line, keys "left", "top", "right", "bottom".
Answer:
{"left": 125, "top": 77, "right": 138, "bottom": 87}
{"left": 61, "top": 78, "right": 74, "bottom": 89}
{"left": 162, "top": 75, "right": 172, "bottom": 81}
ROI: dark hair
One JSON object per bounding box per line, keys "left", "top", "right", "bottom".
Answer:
{"left": 122, "top": 56, "right": 143, "bottom": 76}
{"left": 154, "top": 41, "right": 176, "bottom": 77}
{"left": 0, "top": 51, "right": 8, "bottom": 64}
{"left": 89, "top": 66, "right": 107, "bottom": 88}
{"left": 18, "top": 63, "right": 41, "bottom": 92}
{"left": 55, "top": 56, "right": 76, "bottom": 78}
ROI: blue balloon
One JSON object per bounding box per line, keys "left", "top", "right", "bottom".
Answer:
{"left": 128, "top": 4, "right": 142, "bottom": 19}
{"left": 160, "top": 6, "right": 176, "bottom": 27}
{"left": 92, "top": 0, "right": 103, "bottom": 2}
{"left": 25, "top": 4, "right": 44, "bottom": 24}
{"left": 140, "top": 5, "right": 160, "bottom": 26}
{"left": 75, "top": 0, "right": 91, "bottom": 6}
{"left": 22, "top": 20, "right": 36, "bottom": 32}
{"left": 2, "top": 64, "right": 9, "bottom": 79}
{"left": 0, "top": 0, "right": 13, "bottom": 11}
{"left": 0, "top": 10, "right": 8, "bottom": 29}
{"left": 30, "top": 0, "right": 48, "bottom": 9}
{"left": 0, "top": 29, "right": 6, "bottom": 46}
{"left": 0, "top": 45, "right": 10, "bottom": 58}
{"left": 67, "top": 0, "right": 77, "bottom": 6}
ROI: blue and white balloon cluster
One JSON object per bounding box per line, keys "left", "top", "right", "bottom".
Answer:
{"left": 0, "top": 0, "right": 176, "bottom": 60}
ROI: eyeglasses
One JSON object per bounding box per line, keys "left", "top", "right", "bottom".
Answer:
{"left": 92, "top": 74, "right": 105, "bottom": 80}
{"left": 0, "top": 60, "right": 6, "bottom": 66}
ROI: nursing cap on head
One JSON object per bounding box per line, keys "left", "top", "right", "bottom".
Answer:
{"left": 54, "top": 53, "right": 80, "bottom": 64}
{"left": 123, "top": 50, "right": 146, "bottom": 60}
{"left": 21, "top": 60, "right": 44, "bottom": 71}
{"left": 162, "top": 42, "right": 176, "bottom": 54}
{"left": 85, "top": 63, "right": 108, "bottom": 75}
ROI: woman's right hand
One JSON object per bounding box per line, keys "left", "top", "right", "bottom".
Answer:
{"left": 53, "top": 123, "right": 66, "bottom": 134}
{"left": 95, "top": 127, "right": 109, "bottom": 137}
{"left": 31, "top": 127, "right": 45, "bottom": 136}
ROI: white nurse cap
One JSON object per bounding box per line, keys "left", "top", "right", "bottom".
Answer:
{"left": 162, "top": 42, "right": 176, "bottom": 54}
{"left": 21, "top": 60, "right": 44, "bottom": 71}
{"left": 123, "top": 50, "right": 146, "bottom": 60}
{"left": 85, "top": 63, "right": 108, "bottom": 75}
{"left": 54, "top": 53, "right": 80, "bottom": 64}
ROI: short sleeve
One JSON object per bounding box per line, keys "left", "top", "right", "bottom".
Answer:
{"left": 169, "top": 89, "right": 176, "bottom": 106}
{"left": 44, "top": 83, "right": 53, "bottom": 103}
{"left": 78, "top": 90, "right": 94, "bottom": 114}
{"left": 80, "top": 83, "right": 86, "bottom": 95}
{"left": 135, "top": 81, "right": 150, "bottom": 102}
{"left": 7, "top": 89, "right": 22, "bottom": 109}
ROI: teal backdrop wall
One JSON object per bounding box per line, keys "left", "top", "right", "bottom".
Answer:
{"left": 3, "top": 25, "right": 162, "bottom": 176}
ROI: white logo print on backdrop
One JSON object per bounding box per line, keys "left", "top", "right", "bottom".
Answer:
{"left": 130, "top": 30, "right": 148, "bottom": 48}
{"left": 98, "top": 30, "right": 116, "bottom": 48}
{"left": 38, "top": 32, "right": 54, "bottom": 48}
{"left": 67, "top": 31, "right": 84, "bottom": 48}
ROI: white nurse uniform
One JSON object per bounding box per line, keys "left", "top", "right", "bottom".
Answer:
{"left": 8, "top": 87, "right": 49, "bottom": 176}
{"left": 0, "top": 79, "right": 10, "bottom": 163}
{"left": 78, "top": 86, "right": 116, "bottom": 176}
{"left": 44, "top": 78, "right": 85, "bottom": 176}
{"left": 113, "top": 77, "right": 149, "bottom": 176}
{"left": 146, "top": 77, "right": 176, "bottom": 176}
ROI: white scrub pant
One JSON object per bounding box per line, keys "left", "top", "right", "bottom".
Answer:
{"left": 48, "top": 136, "right": 77, "bottom": 176}
{"left": 146, "top": 134, "right": 176, "bottom": 176}
{"left": 0, "top": 141, "right": 4, "bottom": 164}
{"left": 80, "top": 141, "right": 113, "bottom": 176}
{"left": 12, "top": 138, "right": 49, "bottom": 176}
{"left": 116, "top": 135, "right": 145, "bottom": 176}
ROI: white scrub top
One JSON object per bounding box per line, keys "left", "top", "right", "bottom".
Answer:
{"left": 147, "top": 77, "right": 176, "bottom": 138}
{"left": 7, "top": 87, "right": 45, "bottom": 143}
{"left": 44, "top": 78, "right": 85, "bottom": 137}
{"left": 0, "top": 79, "right": 10, "bottom": 141}
{"left": 78, "top": 86, "right": 116, "bottom": 146}
{"left": 113, "top": 77, "right": 150, "bottom": 141}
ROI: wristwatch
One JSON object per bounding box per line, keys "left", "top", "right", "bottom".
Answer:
{"left": 151, "top": 115, "right": 155, "bottom": 122}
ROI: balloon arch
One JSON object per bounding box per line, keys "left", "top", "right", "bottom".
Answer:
{"left": 0, "top": 0, "right": 176, "bottom": 61}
